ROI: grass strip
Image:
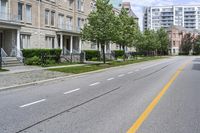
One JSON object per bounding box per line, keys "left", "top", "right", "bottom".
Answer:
{"left": 49, "top": 56, "right": 166, "bottom": 74}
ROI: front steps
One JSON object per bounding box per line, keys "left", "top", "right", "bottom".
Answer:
{"left": 1, "top": 57, "right": 23, "bottom": 67}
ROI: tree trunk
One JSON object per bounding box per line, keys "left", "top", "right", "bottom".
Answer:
{"left": 122, "top": 45, "right": 126, "bottom": 62}
{"left": 101, "top": 45, "right": 106, "bottom": 64}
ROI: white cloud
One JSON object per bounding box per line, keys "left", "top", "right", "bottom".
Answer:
{"left": 123, "top": 0, "right": 199, "bottom": 30}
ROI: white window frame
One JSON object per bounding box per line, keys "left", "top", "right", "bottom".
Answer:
{"left": 26, "top": 4, "right": 32, "bottom": 23}
{"left": 45, "top": 9, "right": 50, "bottom": 26}
{"left": 20, "top": 34, "right": 31, "bottom": 49}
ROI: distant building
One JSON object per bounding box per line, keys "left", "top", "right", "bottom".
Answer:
{"left": 144, "top": 5, "right": 200, "bottom": 31}
{"left": 122, "top": 2, "right": 139, "bottom": 23}
{"left": 110, "top": 0, "right": 122, "bottom": 9}
{"left": 167, "top": 25, "right": 200, "bottom": 55}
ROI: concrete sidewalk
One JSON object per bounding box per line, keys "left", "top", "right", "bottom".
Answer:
{"left": 0, "top": 64, "right": 85, "bottom": 75}
{"left": 0, "top": 64, "right": 86, "bottom": 89}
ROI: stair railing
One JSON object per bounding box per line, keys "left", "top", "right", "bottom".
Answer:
{"left": 1, "top": 48, "right": 8, "bottom": 65}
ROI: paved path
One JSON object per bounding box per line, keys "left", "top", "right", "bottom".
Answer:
{"left": 0, "top": 56, "right": 199, "bottom": 133}
{"left": 0, "top": 64, "right": 85, "bottom": 88}
{"left": 1, "top": 64, "right": 85, "bottom": 74}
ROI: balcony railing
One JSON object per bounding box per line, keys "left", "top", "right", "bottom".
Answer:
{"left": 58, "top": 24, "right": 73, "bottom": 31}
{"left": 0, "top": 12, "right": 21, "bottom": 23}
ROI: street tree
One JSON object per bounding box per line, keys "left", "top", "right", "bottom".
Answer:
{"left": 193, "top": 35, "right": 200, "bottom": 55}
{"left": 81, "top": 0, "right": 116, "bottom": 63}
{"left": 180, "top": 33, "right": 194, "bottom": 55}
{"left": 156, "top": 28, "right": 169, "bottom": 55}
{"left": 143, "top": 29, "right": 159, "bottom": 56}
{"left": 114, "top": 8, "right": 138, "bottom": 61}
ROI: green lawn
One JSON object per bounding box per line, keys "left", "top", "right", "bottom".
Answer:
{"left": 49, "top": 56, "right": 166, "bottom": 74}
{"left": 44, "top": 62, "right": 79, "bottom": 67}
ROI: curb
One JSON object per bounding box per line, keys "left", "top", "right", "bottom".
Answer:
{"left": 0, "top": 58, "right": 168, "bottom": 92}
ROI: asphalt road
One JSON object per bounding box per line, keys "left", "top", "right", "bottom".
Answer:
{"left": 0, "top": 56, "right": 199, "bottom": 133}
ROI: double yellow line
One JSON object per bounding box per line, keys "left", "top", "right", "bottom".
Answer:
{"left": 127, "top": 61, "right": 190, "bottom": 133}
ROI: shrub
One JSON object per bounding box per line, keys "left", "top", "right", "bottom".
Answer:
{"left": 46, "top": 59, "right": 56, "bottom": 64}
{"left": 112, "top": 50, "right": 124, "bottom": 59}
{"left": 84, "top": 50, "right": 100, "bottom": 61}
{"left": 25, "top": 56, "right": 41, "bottom": 65}
{"left": 179, "top": 52, "right": 189, "bottom": 55}
{"left": 22, "top": 49, "right": 62, "bottom": 64}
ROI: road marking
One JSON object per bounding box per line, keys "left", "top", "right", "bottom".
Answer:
{"left": 20, "top": 99, "right": 46, "bottom": 108}
{"left": 127, "top": 71, "right": 133, "bottom": 74}
{"left": 118, "top": 74, "right": 125, "bottom": 77}
{"left": 64, "top": 88, "right": 80, "bottom": 95}
{"left": 89, "top": 82, "right": 100, "bottom": 86}
{"left": 127, "top": 62, "right": 189, "bottom": 133}
{"left": 107, "top": 78, "right": 114, "bottom": 81}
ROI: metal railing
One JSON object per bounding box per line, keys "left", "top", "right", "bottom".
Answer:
{"left": 0, "top": 48, "right": 8, "bottom": 65}
{"left": 16, "top": 48, "right": 23, "bottom": 63}
{"left": 58, "top": 24, "right": 73, "bottom": 31}
{"left": 0, "top": 48, "right": 8, "bottom": 57}
{"left": 10, "top": 46, "right": 24, "bottom": 63}
{"left": 63, "top": 47, "right": 70, "bottom": 55}
{"left": 72, "top": 49, "right": 80, "bottom": 54}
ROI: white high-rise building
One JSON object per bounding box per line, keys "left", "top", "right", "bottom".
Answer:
{"left": 143, "top": 5, "right": 200, "bottom": 30}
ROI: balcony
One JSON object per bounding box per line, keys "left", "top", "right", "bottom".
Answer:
{"left": 0, "top": 12, "right": 21, "bottom": 24}
{"left": 161, "top": 13, "right": 173, "bottom": 17}
{"left": 184, "top": 16, "right": 196, "bottom": 20}
{"left": 58, "top": 24, "right": 73, "bottom": 31}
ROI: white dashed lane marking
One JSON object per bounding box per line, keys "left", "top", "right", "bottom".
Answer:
{"left": 20, "top": 99, "right": 46, "bottom": 108}
{"left": 127, "top": 71, "right": 133, "bottom": 74}
{"left": 89, "top": 82, "right": 100, "bottom": 86}
{"left": 64, "top": 88, "right": 80, "bottom": 95}
{"left": 118, "top": 74, "right": 125, "bottom": 77}
{"left": 107, "top": 78, "right": 114, "bottom": 81}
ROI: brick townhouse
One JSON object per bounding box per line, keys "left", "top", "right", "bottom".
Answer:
{"left": 167, "top": 25, "right": 200, "bottom": 55}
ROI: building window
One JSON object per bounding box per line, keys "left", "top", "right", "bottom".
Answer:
{"left": 0, "top": 0, "right": 8, "bottom": 19}
{"left": 18, "top": 2, "right": 23, "bottom": 21}
{"left": 173, "top": 49, "right": 175, "bottom": 53}
{"left": 51, "top": 11, "right": 55, "bottom": 26}
{"left": 68, "top": 0, "right": 73, "bottom": 9}
{"left": 58, "top": 14, "right": 64, "bottom": 29}
{"left": 45, "top": 36, "right": 55, "bottom": 48}
{"left": 45, "top": 10, "right": 49, "bottom": 25}
{"left": 173, "top": 41, "right": 176, "bottom": 46}
{"left": 116, "top": 44, "right": 119, "bottom": 49}
{"left": 91, "top": 42, "right": 96, "bottom": 49}
{"left": 66, "top": 16, "right": 72, "bottom": 30}
{"left": 81, "top": 0, "right": 84, "bottom": 11}
{"left": 20, "top": 34, "right": 30, "bottom": 49}
{"left": 77, "top": 0, "right": 84, "bottom": 11}
{"left": 26, "top": 4, "right": 32, "bottom": 23}
{"left": 77, "top": 17, "right": 81, "bottom": 31}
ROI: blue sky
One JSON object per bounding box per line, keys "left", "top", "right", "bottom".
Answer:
{"left": 123, "top": 0, "right": 200, "bottom": 29}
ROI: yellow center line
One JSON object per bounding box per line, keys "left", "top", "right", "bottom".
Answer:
{"left": 127, "top": 61, "right": 190, "bottom": 133}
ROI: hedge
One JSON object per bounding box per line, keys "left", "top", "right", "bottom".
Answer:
{"left": 112, "top": 50, "right": 124, "bottom": 59}
{"left": 179, "top": 52, "right": 189, "bottom": 55}
{"left": 22, "top": 49, "right": 62, "bottom": 63}
{"left": 83, "top": 50, "right": 100, "bottom": 61}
